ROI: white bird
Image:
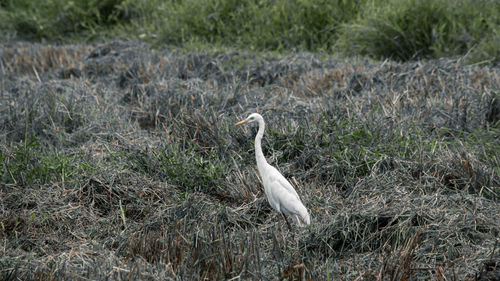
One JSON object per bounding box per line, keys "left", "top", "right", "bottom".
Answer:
{"left": 235, "top": 113, "right": 311, "bottom": 229}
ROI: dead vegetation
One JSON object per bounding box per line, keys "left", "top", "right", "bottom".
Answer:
{"left": 0, "top": 41, "right": 499, "bottom": 280}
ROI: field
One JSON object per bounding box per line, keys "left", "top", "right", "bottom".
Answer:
{"left": 1, "top": 0, "right": 500, "bottom": 280}
{"left": 1, "top": 40, "right": 499, "bottom": 280}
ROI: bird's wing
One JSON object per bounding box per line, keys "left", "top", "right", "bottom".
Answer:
{"left": 274, "top": 173, "right": 301, "bottom": 201}
{"left": 265, "top": 165, "right": 301, "bottom": 199}
{"left": 260, "top": 165, "right": 310, "bottom": 226}
{"left": 266, "top": 170, "right": 301, "bottom": 203}
{"left": 268, "top": 176, "right": 310, "bottom": 225}
{"left": 268, "top": 178, "right": 298, "bottom": 204}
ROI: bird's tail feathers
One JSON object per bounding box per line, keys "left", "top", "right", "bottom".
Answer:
{"left": 295, "top": 207, "right": 311, "bottom": 227}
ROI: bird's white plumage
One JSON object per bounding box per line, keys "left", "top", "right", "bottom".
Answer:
{"left": 235, "top": 113, "right": 310, "bottom": 227}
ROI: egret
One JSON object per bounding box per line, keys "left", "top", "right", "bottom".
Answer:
{"left": 235, "top": 113, "right": 310, "bottom": 229}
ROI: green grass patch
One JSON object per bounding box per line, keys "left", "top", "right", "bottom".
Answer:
{"left": 127, "top": 143, "right": 227, "bottom": 193}
{"left": 464, "top": 126, "right": 500, "bottom": 170}
{"left": 0, "top": 135, "right": 90, "bottom": 185}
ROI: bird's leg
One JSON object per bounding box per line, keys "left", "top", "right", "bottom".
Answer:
{"left": 282, "top": 213, "right": 292, "bottom": 231}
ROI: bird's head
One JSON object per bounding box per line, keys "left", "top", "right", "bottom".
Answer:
{"left": 235, "top": 113, "right": 263, "bottom": 126}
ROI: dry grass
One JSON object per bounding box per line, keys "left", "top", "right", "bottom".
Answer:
{"left": 0, "top": 41, "right": 499, "bottom": 280}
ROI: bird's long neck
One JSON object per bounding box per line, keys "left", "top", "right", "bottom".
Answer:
{"left": 255, "top": 119, "right": 268, "bottom": 171}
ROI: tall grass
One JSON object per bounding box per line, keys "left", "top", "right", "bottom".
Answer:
{"left": 337, "top": 0, "right": 500, "bottom": 62}
{"left": 0, "top": 0, "right": 131, "bottom": 40}
{"left": 152, "top": 0, "right": 363, "bottom": 51}
{"left": 1, "top": 0, "right": 498, "bottom": 63}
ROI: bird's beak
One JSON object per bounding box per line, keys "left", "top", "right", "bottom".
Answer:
{"left": 235, "top": 119, "right": 248, "bottom": 126}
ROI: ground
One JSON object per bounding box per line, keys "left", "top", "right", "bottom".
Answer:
{"left": 0, "top": 41, "right": 499, "bottom": 280}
